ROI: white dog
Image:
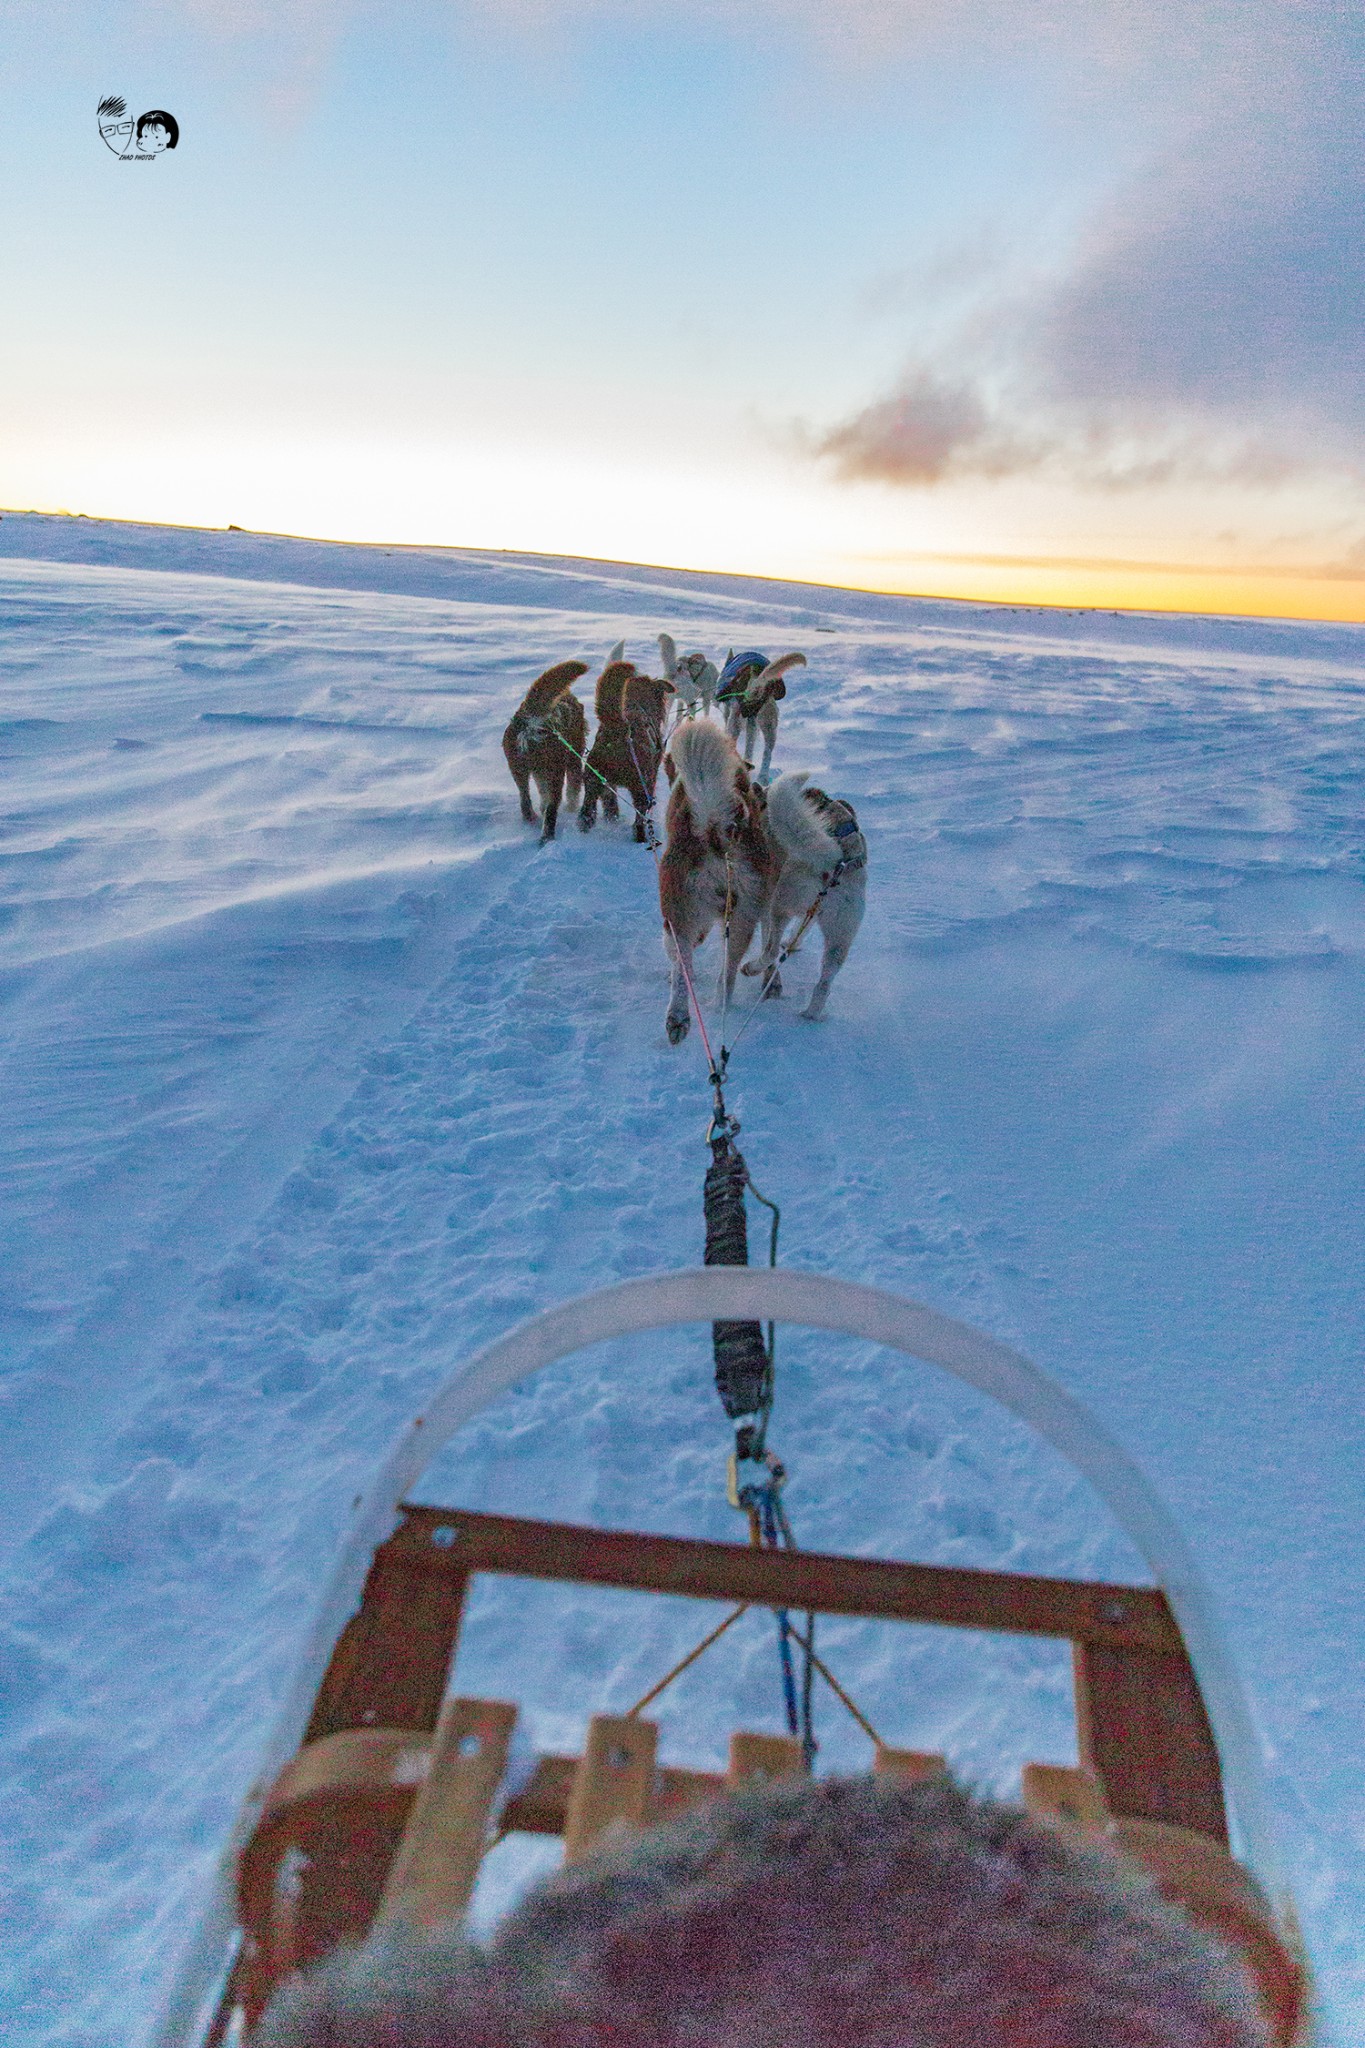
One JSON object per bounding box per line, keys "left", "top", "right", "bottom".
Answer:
{"left": 658, "top": 633, "right": 719, "bottom": 720}
{"left": 719, "top": 651, "right": 806, "bottom": 784}
{"left": 746, "top": 771, "right": 866, "bottom": 1019}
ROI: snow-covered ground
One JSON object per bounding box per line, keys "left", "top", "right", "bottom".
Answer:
{"left": 1, "top": 512, "right": 1361, "bottom": 2045}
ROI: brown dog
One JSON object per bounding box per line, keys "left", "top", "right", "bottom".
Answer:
{"left": 579, "top": 662, "right": 675, "bottom": 843}
{"left": 502, "top": 660, "right": 589, "bottom": 843}
{"left": 658, "top": 719, "right": 775, "bottom": 1044}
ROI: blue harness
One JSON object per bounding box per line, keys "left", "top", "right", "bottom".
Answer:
{"left": 716, "top": 650, "right": 769, "bottom": 702}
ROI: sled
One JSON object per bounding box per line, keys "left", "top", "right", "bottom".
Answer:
{"left": 157, "top": 1270, "right": 1310, "bottom": 2048}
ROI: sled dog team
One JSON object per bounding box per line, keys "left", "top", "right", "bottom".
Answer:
{"left": 502, "top": 638, "right": 867, "bottom": 1033}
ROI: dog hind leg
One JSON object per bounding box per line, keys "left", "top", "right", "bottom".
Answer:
{"left": 663, "top": 927, "right": 692, "bottom": 1044}
{"left": 742, "top": 904, "right": 785, "bottom": 998}
{"left": 511, "top": 764, "right": 537, "bottom": 824}
{"left": 538, "top": 758, "right": 567, "bottom": 843}
{"left": 801, "top": 926, "right": 852, "bottom": 1020}
{"left": 757, "top": 702, "right": 778, "bottom": 784}
{"left": 723, "top": 905, "right": 762, "bottom": 1009}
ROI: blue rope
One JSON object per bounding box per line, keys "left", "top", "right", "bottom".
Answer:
{"left": 760, "top": 1489, "right": 802, "bottom": 1740}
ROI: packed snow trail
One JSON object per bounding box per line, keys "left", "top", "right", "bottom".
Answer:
{"left": 0, "top": 517, "right": 1362, "bottom": 2044}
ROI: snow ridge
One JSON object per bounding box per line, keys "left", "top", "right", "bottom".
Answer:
{"left": 0, "top": 524, "right": 1362, "bottom": 2046}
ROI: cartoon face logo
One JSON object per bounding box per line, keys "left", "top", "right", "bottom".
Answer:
{"left": 135, "top": 110, "right": 179, "bottom": 154}
{"left": 98, "top": 97, "right": 180, "bottom": 158}
{"left": 97, "top": 95, "right": 133, "bottom": 154}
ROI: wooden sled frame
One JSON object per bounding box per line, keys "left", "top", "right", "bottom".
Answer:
{"left": 158, "top": 1269, "right": 1310, "bottom": 2047}
{"left": 223, "top": 1503, "right": 1306, "bottom": 2045}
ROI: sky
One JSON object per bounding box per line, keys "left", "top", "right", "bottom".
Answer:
{"left": 2, "top": 0, "right": 1364, "bottom": 619}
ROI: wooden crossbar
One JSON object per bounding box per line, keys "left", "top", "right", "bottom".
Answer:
{"left": 392, "top": 1504, "right": 1180, "bottom": 1653}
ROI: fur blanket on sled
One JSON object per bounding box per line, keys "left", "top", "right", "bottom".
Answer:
{"left": 257, "top": 1773, "right": 1269, "bottom": 2048}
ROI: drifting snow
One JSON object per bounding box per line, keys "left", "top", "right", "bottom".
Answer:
{"left": 0, "top": 514, "right": 1361, "bottom": 2044}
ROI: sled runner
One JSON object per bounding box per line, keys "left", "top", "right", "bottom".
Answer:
{"left": 160, "top": 1270, "right": 1309, "bottom": 2048}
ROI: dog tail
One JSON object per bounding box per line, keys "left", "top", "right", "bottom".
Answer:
{"left": 520, "top": 659, "right": 590, "bottom": 716}
{"left": 754, "top": 651, "right": 806, "bottom": 692}
{"left": 595, "top": 659, "right": 635, "bottom": 723}
{"left": 766, "top": 772, "right": 843, "bottom": 869}
{"left": 657, "top": 632, "right": 678, "bottom": 679}
{"left": 667, "top": 718, "right": 741, "bottom": 835}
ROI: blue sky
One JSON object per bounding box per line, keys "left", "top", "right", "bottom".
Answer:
{"left": 3, "top": 1, "right": 1363, "bottom": 615}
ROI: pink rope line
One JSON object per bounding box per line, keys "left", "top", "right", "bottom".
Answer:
{"left": 665, "top": 917, "right": 721, "bottom": 1076}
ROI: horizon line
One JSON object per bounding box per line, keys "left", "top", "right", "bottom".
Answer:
{"left": 5, "top": 506, "right": 1365, "bottom": 632}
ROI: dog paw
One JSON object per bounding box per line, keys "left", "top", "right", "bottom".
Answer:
{"left": 798, "top": 1003, "right": 825, "bottom": 1021}
{"left": 740, "top": 960, "right": 762, "bottom": 975}
{"left": 578, "top": 812, "right": 595, "bottom": 832}
{"left": 666, "top": 1013, "right": 690, "bottom": 1045}
{"left": 763, "top": 974, "right": 783, "bottom": 1000}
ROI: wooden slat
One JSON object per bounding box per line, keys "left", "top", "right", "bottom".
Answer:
{"left": 392, "top": 1505, "right": 1179, "bottom": 1654}
{"left": 498, "top": 1753, "right": 578, "bottom": 1836}
{"left": 1074, "top": 1642, "right": 1228, "bottom": 1843}
{"left": 236, "top": 1738, "right": 423, "bottom": 2026}
{"left": 376, "top": 1698, "right": 516, "bottom": 1927}
{"left": 873, "top": 1745, "right": 947, "bottom": 1784}
{"left": 652, "top": 1764, "right": 727, "bottom": 1821}
{"left": 254, "top": 1729, "right": 435, "bottom": 1827}
{"left": 306, "top": 1544, "right": 469, "bottom": 1742}
{"left": 1021, "top": 1762, "right": 1107, "bottom": 1837}
{"left": 563, "top": 1715, "right": 659, "bottom": 1862}
{"left": 728, "top": 1732, "right": 804, "bottom": 1785}
{"left": 499, "top": 1754, "right": 723, "bottom": 1837}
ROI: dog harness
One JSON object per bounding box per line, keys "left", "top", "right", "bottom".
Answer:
{"left": 510, "top": 700, "right": 574, "bottom": 755}
{"left": 716, "top": 650, "right": 769, "bottom": 702}
{"left": 823, "top": 807, "right": 867, "bottom": 884}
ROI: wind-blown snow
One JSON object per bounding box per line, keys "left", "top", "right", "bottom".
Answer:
{"left": 0, "top": 514, "right": 1360, "bottom": 2045}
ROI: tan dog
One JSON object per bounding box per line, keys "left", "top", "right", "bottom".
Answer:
{"left": 579, "top": 662, "right": 675, "bottom": 842}
{"left": 501, "top": 660, "right": 589, "bottom": 843}
{"left": 745, "top": 772, "right": 867, "bottom": 1019}
{"left": 720, "top": 651, "right": 807, "bottom": 783}
{"left": 659, "top": 720, "right": 775, "bottom": 1044}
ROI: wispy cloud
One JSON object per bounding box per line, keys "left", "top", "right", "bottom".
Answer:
{"left": 809, "top": 371, "right": 1341, "bottom": 493}
{"left": 800, "top": 0, "right": 1365, "bottom": 494}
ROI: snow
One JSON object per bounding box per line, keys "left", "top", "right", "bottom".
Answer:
{"left": 0, "top": 511, "right": 1361, "bottom": 2045}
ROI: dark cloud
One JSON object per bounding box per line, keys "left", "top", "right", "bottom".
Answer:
{"left": 813, "top": 373, "right": 1030, "bottom": 484}
{"left": 811, "top": 371, "right": 1331, "bottom": 493}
